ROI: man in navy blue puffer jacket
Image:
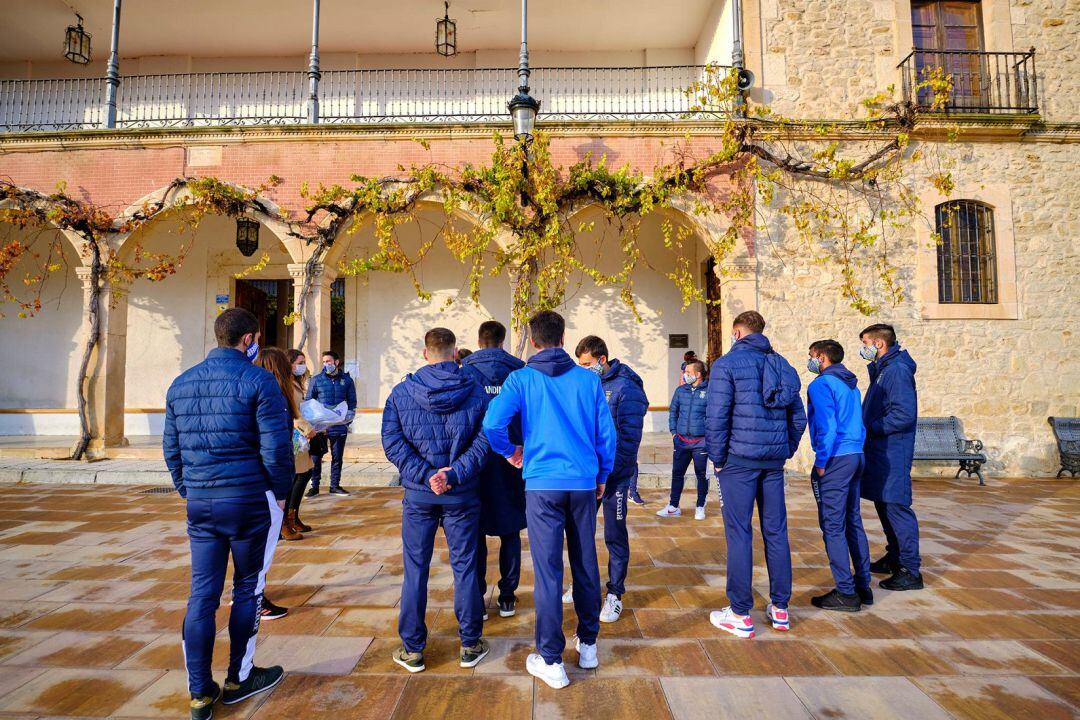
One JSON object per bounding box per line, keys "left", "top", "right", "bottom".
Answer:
{"left": 659, "top": 359, "right": 711, "bottom": 518}
{"left": 382, "top": 327, "right": 492, "bottom": 673}
{"left": 305, "top": 350, "right": 356, "bottom": 496}
{"left": 164, "top": 308, "right": 293, "bottom": 716}
{"left": 574, "top": 336, "right": 648, "bottom": 626}
{"left": 706, "top": 310, "right": 806, "bottom": 639}
{"left": 460, "top": 320, "right": 527, "bottom": 619}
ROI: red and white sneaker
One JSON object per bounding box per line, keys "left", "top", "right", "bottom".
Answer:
{"left": 766, "top": 604, "right": 790, "bottom": 631}
{"left": 709, "top": 606, "right": 755, "bottom": 638}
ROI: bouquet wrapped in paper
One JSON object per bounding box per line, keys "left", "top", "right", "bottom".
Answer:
{"left": 300, "top": 399, "right": 352, "bottom": 433}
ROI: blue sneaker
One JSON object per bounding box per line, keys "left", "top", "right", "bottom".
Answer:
{"left": 629, "top": 491, "right": 646, "bottom": 506}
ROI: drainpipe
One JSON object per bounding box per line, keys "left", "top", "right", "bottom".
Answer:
{"left": 308, "top": 0, "right": 321, "bottom": 124}
{"left": 731, "top": 0, "right": 746, "bottom": 117}
{"left": 104, "top": 0, "right": 122, "bottom": 128}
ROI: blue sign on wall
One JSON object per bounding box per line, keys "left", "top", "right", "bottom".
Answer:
{"left": 215, "top": 294, "right": 229, "bottom": 304}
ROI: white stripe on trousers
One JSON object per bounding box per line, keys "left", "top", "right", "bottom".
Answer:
{"left": 238, "top": 490, "right": 283, "bottom": 682}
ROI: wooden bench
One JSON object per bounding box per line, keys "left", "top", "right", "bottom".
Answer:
{"left": 1048, "top": 417, "right": 1080, "bottom": 478}
{"left": 914, "top": 416, "right": 987, "bottom": 485}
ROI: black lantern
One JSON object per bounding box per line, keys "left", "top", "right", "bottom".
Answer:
{"left": 235, "top": 217, "right": 259, "bottom": 257}
{"left": 436, "top": 2, "right": 457, "bottom": 57}
{"left": 508, "top": 90, "right": 540, "bottom": 141}
{"left": 64, "top": 14, "right": 92, "bottom": 65}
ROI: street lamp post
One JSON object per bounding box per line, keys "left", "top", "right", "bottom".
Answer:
{"left": 104, "top": 0, "right": 122, "bottom": 128}
{"left": 507, "top": 0, "right": 539, "bottom": 142}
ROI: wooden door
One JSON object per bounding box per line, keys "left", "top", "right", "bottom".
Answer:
{"left": 912, "top": 1, "right": 986, "bottom": 109}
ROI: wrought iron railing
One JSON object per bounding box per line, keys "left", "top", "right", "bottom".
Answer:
{"left": 0, "top": 65, "right": 722, "bottom": 132}
{"left": 898, "top": 49, "right": 1038, "bottom": 114}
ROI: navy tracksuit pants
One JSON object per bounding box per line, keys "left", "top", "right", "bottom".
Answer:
{"left": 670, "top": 435, "right": 709, "bottom": 508}
{"left": 183, "top": 490, "right": 282, "bottom": 697}
{"left": 874, "top": 500, "right": 922, "bottom": 575}
{"left": 477, "top": 533, "right": 522, "bottom": 603}
{"left": 600, "top": 481, "right": 630, "bottom": 599}
{"left": 810, "top": 454, "right": 871, "bottom": 595}
{"left": 527, "top": 490, "right": 601, "bottom": 664}
{"left": 399, "top": 498, "right": 483, "bottom": 653}
{"left": 311, "top": 434, "right": 347, "bottom": 490}
{"left": 717, "top": 464, "right": 792, "bottom": 616}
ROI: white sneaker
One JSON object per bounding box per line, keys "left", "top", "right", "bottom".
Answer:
{"left": 526, "top": 652, "right": 570, "bottom": 689}
{"left": 656, "top": 505, "right": 682, "bottom": 517}
{"left": 694, "top": 506, "right": 706, "bottom": 521}
{"left": 709, "top": 606, "right": 756, "bottom": 638}
{"left": 599, "top": 593, "right": 623, "bottom": 623}
{"left": 766, "top": 603, "right": 790, "bottom": 631}
{"left": 574, "top": 635, "right": 599, "bottom": 669}
{"left": 562, "top": 585, "right": 574, "bottom": 604}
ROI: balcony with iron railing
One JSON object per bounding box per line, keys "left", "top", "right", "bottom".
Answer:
{"left": 898, "top": 48, "right": 1038, "bottom": 114}
{"left": 0, "top": 65, "right": 724, "bottom": 133}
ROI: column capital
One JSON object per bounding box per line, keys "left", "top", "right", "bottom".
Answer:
{"left": 287, "top": 262, "right": 337, "bottom": 285}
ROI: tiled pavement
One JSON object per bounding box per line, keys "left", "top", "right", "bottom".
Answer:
{"left": 0, "top": 479, "right": 1076, "bottom": 719}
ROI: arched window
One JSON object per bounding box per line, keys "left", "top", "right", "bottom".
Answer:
{"left": 935, "top": 200, "right": 997, "bottom": 303}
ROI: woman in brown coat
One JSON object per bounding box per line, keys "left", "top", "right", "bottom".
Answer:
{"left": 286, "top": 348, "right": 316, "bottom": 535}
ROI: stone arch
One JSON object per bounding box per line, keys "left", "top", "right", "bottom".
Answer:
{"left": 112, "top": 181, "right": 299, "bottom": 262}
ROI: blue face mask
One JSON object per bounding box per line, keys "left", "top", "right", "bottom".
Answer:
{"left": 292, "top": 363, "right": 307, "bottom": 377}
{"left": 807, "top": 357, "right": 822, "bottom": 375}
{"left": 859, "top": 344, "right": 879, "bottom": 362}
{"left": 587, "top": 363, "right": 605, "bottom": 377}
{"left": 323, "top": 362, "right": 337, "bottom": 375}
{"left": 245, "top": 340, "right": 259, "bottom": 363}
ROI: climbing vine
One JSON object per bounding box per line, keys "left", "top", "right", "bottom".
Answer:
{"left": 0, "top": 63, "right": 959, "bottom": 454}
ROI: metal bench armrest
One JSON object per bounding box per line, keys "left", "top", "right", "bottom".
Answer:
{"left": 964, "top": 438, "right": 984, "bottom": 454}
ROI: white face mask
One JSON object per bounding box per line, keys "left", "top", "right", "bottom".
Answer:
{"left": 683, "top": 372, "right": 697, "bottom": 385}
{"left": 859, "top": 344, "right": 879, "bottom": 362}
{"left": 292, "top": 363, "right": 307, "bottom": 377}
{"left": 587, "top": 363, "right": 605, "bottom": 377}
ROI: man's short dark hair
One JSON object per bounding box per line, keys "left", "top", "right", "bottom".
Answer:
{"left": 809, "top": 339, "right": 845, "bottom": 364}
{"left": 733, "top": 310, "right": 766, "bottom": 334}
{"left": 574, "top": 335, "right": 609, "bottom": 360}
{"left": 686, "top": 359, "right": 707, "bottom": 377}
{"left": 215, "top": 307, "right": 259, "bottom": 348}
{"left": 425, "top": 327, "right": 457, "bottom": 359}
{"left": 529, "top": 311, "right": 565, "bottom": 348}
{"left": 321, "top": 350, "right": 340, "bottom": 361}
{"left": 859, "top": 323, "right": 897, "bottom": 347}
{"left": 478, "top": 320, "right": 506, "bottom": 348}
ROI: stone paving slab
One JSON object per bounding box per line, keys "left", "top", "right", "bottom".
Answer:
{"left": 0, "top": 480, "right": 1076, "bottom": 719}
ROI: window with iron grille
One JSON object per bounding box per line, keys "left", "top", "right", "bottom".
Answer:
{"left": 935, "top": 200, "right": 998, "bottom": 303}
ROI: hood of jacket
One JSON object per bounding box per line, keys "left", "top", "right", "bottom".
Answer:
{"left": 461, "top": 347, "right": 525, "bottom": 385}
{"left": 602, "top": 358, "right": 645, "bottom": 389}
{"left": 869, "top": 344, "right": 918, "bottom": 382}
{"left": 734, "top": 333, "right": 799, "bottom": 409}
{"left": 526, "top": 347, "right": 577, "bottom": 377}
{"left": 402, "top": 361, "right": 478, "bottom": 414}
{"left": 822, "top": 362, "right": 858, "bottom": 389}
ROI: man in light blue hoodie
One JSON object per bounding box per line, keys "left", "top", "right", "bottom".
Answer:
{"left": 805, "top": 339, "right": 872, "bottom": 612}
{"left": 483, "top": 311, "right": 617, "bottom": 689}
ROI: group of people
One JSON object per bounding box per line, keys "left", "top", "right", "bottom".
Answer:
{"left": 164, "top": 305, "right": 924, "bottom": 718}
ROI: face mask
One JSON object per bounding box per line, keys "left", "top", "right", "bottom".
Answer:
{"left": 730, "top": 335, "right": 739, "bottom": 349}
{"left": 245, "top": 341, "right": 259, "bottom": 363}
{"left": 292, "top": 363, "right": 307, "bottom": 377}
{"left": 323, "top": 362, "right": 337, "bottom": 375}
{"left": 587, "top": 363, "right": 605, "bottom": 377}
{"left": 859, "top": 344, "right": 879, "bottom": 362}
{"left": 683, "top": 372, "right": 696, "bottom": 385}
{"left": 806, "top": 357, "right": 822, "bottom": 375}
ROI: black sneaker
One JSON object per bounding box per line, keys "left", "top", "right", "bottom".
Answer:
{"left": 222, "top": 666, "right": 284, "bottom": 705}
{"left": 870, "top": 555, "right": 899, "bottom": 575}
{"left": 498, "top": 597, "right": 517, "bottom": 618}
{"left": 880, "top": 567, "right": 924, "bottom": 591}
{"left": 628, "top": 491, "right": 646, "bottom": 506}
{"left": 460, "top": 638, "right": 490, "bottom": 668}
{"left": 305, "top": 486, "right": 320, "bottom": 498}
{"left": 328, "top": 486, "right": 350, "bottom": 496}
{"left": 856, "top": 586, "right": 875, "bottom": 606}
{"left": 811, "top": 589, "right": 861, "bottom": 612}
{"left": 260, "top": 598, "right": 288, "bottom": 620}
{"left": 189, "top": 682, "right": 221, "bottom": 720}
